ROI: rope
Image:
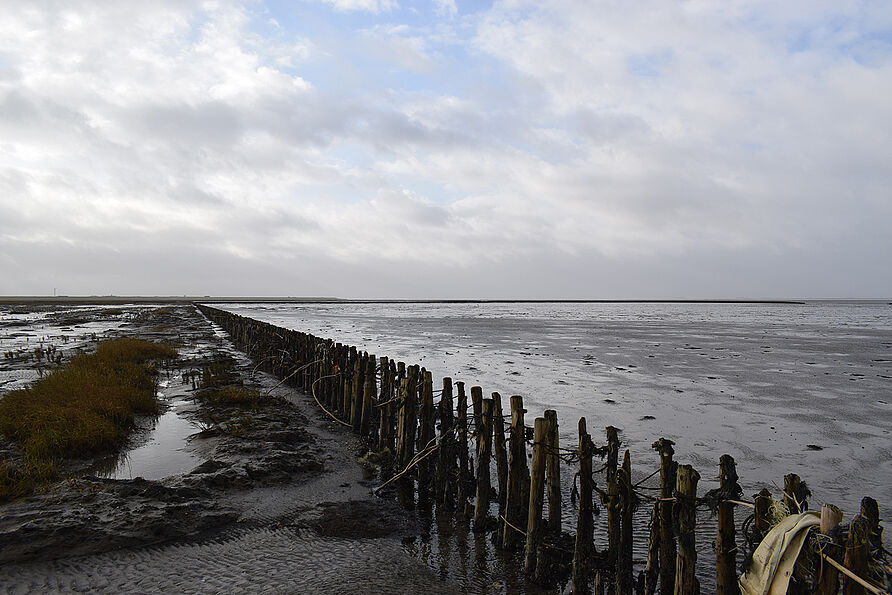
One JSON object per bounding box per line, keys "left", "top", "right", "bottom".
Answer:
{"left": 373, "top": 435, "right": 442, "bottom": 495}
{"left": 311, "top": 373, "right": 351, "bottom": 428}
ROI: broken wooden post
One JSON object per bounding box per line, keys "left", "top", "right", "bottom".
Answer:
{"left": 844, "top": 497, "right": 880, "bottom": 595}
{"left": 653, "top": 437, "right": 677, "bottom": 595}
{"left": 492, "top": 392, "right": 509, "bottom": 537}
{"left": 474, "top": 397, "right": 494, "bottom": 531}
{"left": 417, "top": 370, "right": 435, "bottom": 507}
{"left": 753, "top": 487, "right": 772, "bottom": 537}
{"left": 674, "top": 464, "right": 700, "bottom": 595}
{"left": 617, "top": 450, "right": 633, "bottom": 595}
{"left": 502, "top": 395, "right": 529, "bottom": 551}
{"left": 525, "top": 417, "right": 547, "bottom": 575}
{"left": 545, "top": 409, "right": 561, "bottom": 535}
{"left": 571, "top": 417, "right": 595, "bottom": 595}
{"left": 716, "top": 454, "right": 741, "bottom": 595}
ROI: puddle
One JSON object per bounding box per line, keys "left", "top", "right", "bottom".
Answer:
{"left": 96, "top": 398, "right": 204, "bottom": 481}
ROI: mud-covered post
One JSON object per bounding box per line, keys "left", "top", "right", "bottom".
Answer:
{"left": 615, "top": 450, "right": 633, "bottom": 594}
{"left": 350, "top": 354, "right": 364, "bottom": 430}
{"left": 716, "top": 455, "right": 740, "bottom": 595}
{"left": 605, "top": 426, "right": 620, "bottom": 569}
{"left": 544, "top": 409, "right": 561, "bottom": 535}
{"left": 753, "top": 487, "right": 772, "bottom": 538}
{"left": 473, "top": 397, "right": 494, "bottom": 531}
{"left": 815, "top": 504, "right": 843, "bottom": 595}
{"left": 492, "top": 392, "right": 509, "bottom": 536}
{"left": 525, "top": 417, "right": 547, "bottom": 575}
{"left": 653, "top": 437, "right": 677, "bottom": 595}
{"left": 436, "top": 377, "right": 456, "bottom": 509}
{"left": 571, "top": 417, "right": 594, "bottom": 595}
{"left": 377, "top": 356, "right": 392, "bottom": 452}
{"left": 674, "top": 464, "right": 700, "bottom": 595}
{"left": 502, "top": 395, "right": 529, "bottom": 550}
{"left": 417, "top": 370, "right": 435, "bottom": 507}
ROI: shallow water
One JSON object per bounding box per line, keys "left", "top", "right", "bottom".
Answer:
{"left": 218, "top": 300, "right": 892, "bottom": 589}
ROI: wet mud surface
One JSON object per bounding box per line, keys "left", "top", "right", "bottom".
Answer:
{"left": 0, "top": 304, "right": 462, "bottom": 593}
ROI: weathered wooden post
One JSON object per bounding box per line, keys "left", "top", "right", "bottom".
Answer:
{"left": 844, "top": 497, "right": 880, "bottom": 595}
{"left": 377, "top": 356, "right": 392, "bottom": 452}
{"left": 473, "top": 397, "right": 494, "bottom": 531}
{"left": 545, "top": 409, "right": 561, "bottom": 535}
{"left": 674, "top": 464, "right": 700, "bottom": 595}
{"left": 753, "top": 487, "right": 772, "bottom": 538}
{"left": 643, "top": 502, "right": 661, "bottom": 595}
{"left": 653, "top": 437, "right": 677, "bottom": 595}
{"left": 815, "top": 504, "right": 843, "bottom": 595}
{"left": 502, "top": 395, "right": 530, "bottom": 550}
{"left": 617, "top": 450, "right": 633, "bottom": 595}
{"left": 396, "top": 365, "right": 419, "bottom": 507}
{"left": 350, "top": 354, "right": 365, "bottom": 432}
{"left": 360, "top": 374, "right": 375, "bottom": 438}
{"left": 456, "top": 382, "right": 472, "bottom": 513}
{"left": 417, "top": 370, "right": 435, "bottom": 507}
{"left": 716, "top": 454, "right": 741, "bottom": 595}
{"left": 606, "top": 426, "right": 620, "bottom": 569}
{"left": 784, "top": 473, "right": 807, "bottom": 513}
{"left": 492, "top": 392, "right": 509, "bottom": 532}
{"left": 571, "top": 417, "right": 595, "bottom": 595}
{"left": 436, "top": 377, "right": 456, "bottom": 509}
{"left": 471, "top": 386, "right": 483, "bottom": 457}
{"left": 525, "top": 417, "right": 547, "bottom": 576}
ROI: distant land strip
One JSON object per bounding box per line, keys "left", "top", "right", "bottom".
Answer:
{"left": 0, "top": 296, "right": 820, "bottom": 305}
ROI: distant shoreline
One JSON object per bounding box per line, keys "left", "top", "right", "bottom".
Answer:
{"left": 0, "top": 296, "right": 820, "bottom": 305}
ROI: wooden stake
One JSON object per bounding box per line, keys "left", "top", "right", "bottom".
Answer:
{"left": 653, "top": 437, "right": 677, "bottom": 595}
{"left": 436, "top": 377, "right": 456, "bottom": 509}
{"left": 571, "top": 417, "right": 594, "bottom": 595}
{"left": 616, "top": 450, "right": 633, "bottom": 595}
{"left": 417, "top": 370, "right": 435, "bottom": 507}
{"left": 816, "top": 503, "right": 843, "bottom": 595}
{"left": 716, "top": 454, "right": 740, "bottom": 595}
{"left": 492, "top": 392, "right": 509, "bottom": 537}
{"left": 606, "top": 426, "right": 620, "bottom": 570}
{"left": 456, "top": 382, "right": 472, "bottom": 512}
{"left": 525, "top": 417, "right": 547, "bottom": 575}
{"left": 545, "top": 409, "right": 561, "bottom": 535}
{"left": 502, "top": 395, "right": 529, "bottom": 551}
{"left": 643, "top": 502, "right": 661, "bottom": 595}
{"left": 674, "top": 464, "right": 700, "bottom": 595}
{"left": 474, "top": 397, "right": 494, "bottom": 531}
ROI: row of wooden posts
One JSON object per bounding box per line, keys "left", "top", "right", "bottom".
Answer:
{"left": 196, "top": 305, "right": 886, "bottom": 595}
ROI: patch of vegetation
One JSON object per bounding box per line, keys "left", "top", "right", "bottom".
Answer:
{"left": 0, "top": 338, "right": 177, "bottom": 501}
{"left": 199, "top": 386, "right": 262, "bottom": 406}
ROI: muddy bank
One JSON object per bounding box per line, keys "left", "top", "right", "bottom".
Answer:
{"left": 0, "top": 304, "right": 458, "bottom": 593}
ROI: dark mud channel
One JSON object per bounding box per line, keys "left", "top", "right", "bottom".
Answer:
{"left": 0, "top": 305, "right": 460, "bottom": 593}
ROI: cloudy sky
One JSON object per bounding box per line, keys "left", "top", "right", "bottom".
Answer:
{"left": 1, "top": 1, "right": 890, "bottom": 299}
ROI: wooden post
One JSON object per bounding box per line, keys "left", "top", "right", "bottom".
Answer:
{"left": 396, "top": 366, "right": 418, "bottom": 507}
{"left": 417, "top": 370, "right": 435, "bottom": 507}
{"left": 643, "top": 502, "right": 661, "bottom": 595}
{"left": 360, "top": 375, "right": 375, "bottom": 438}
{"left": 436, "top": 377, "right": 456, "bottom": 509}
{"left": 606, "top": 426, "right": 621, "bottom": 570}
{"left": 456, "top": 381, "right": 471, "bottom": 512}
{"left": 492, "top": 393, "right": 508, "bottom": 535}
{"left": 525, "top": 417, "right": 547, "bottom": 575}
{"left": 815, "top": 504, "right": 843, "bottom": 595}
{"left": 784, "top": 473, "right": 807, "bottom": 513}
{"left": 571, "top": 417, "right": 594, "bottom": 595}
{"left": 471, "top": 386, "right": 483, "bottom": 461}
{"left": 502, "top": 395, "right": 529, "bottom": 550}
{"left": 545, "top": 409, "right": 561, "bottom": 535}
{"left": 674, "top": 464, "right": 700, "bottom": 595}
{"left": 350, "top": 354, "right": 363, "bottom": 430}
{"left": 474, "top": 397, "right": 494, "bottom": 531}
{"left": 653, "top": 437, "right": 677, "bottom": 595}
{"left": 844, "top": 497, "right": 880, "bottom": 595}
{"left": 753, "top": 487, "right": 772, "bottom": 536}
{"left": 616, "top": 450, "right": 633, "bottom": 595}
{"left": 716, "top": 454, "right": 740, "bottom": 595}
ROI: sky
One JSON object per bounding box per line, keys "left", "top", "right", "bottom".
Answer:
{"left": 1, "top": 0, "right": 890, "bottom": 299}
